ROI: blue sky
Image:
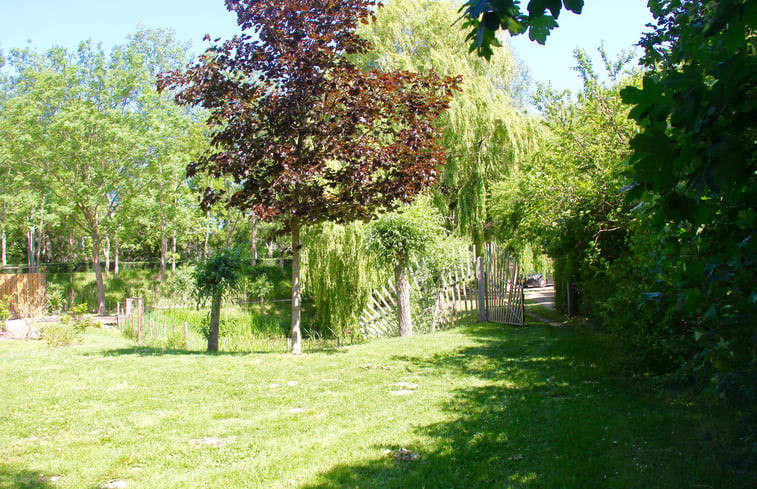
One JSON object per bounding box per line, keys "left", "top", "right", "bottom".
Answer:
{"left": 0, "top": 0, "right": 653, "bottom": 94}
{"left": 510, "top": 1, "right": 654, "bottom": 93}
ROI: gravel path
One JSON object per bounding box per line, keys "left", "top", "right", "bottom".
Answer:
{"left": 1, "top": 319, "right": 40, "bottom": 340}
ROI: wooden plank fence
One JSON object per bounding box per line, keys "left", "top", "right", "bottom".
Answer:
{"left": 0, "top": 273, "right": 47, "bottom": 318}
{"left": 358, "top": 244, "right": 523, "bottom": 339}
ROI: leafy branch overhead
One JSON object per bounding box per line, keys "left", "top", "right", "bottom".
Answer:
{"left": 158, "top": 0, "right": 460, "bottom": 228}
{"left": 459, "top": 0, "right": 585, "bottom": 59}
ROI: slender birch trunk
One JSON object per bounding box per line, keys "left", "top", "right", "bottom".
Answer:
{"left": 104, "top": 236, "right": 110, "bottom": 277}
{"left": 92, "top": 235, "right": 106, "bottom": 314}
{"left": 171, "top": 231, "right": 177, "bottom": 273}
{"left": 250, "top": 217, "right": 258, "bottom": 267}
{"left": 394, "top": 254, "right": 413, "bottom": 337}
{"left": 290, "top": 218, "right": 302, "bottom": 355}
{"left": 114, "top": 232, "right": 120, "bottom": 279}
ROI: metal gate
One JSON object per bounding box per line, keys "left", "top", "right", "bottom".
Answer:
{"left": 477, "top": 243, "right": 524, "bottom": 326}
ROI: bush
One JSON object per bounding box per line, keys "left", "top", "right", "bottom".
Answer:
{"left": 41, "top": 323, "right": 81, "bottom": 347}
{"left": 69, "top": 303, "right": 92, "bottom": 332}
{"left": 46, "top": 283, "right": 67, "bottom": 314}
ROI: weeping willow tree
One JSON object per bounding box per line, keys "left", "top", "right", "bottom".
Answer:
{"left": 354, "top": 0, "right": 542, "bottom": 252}
{"left": 301, "top": 222, "right": 384, "bottom": 340}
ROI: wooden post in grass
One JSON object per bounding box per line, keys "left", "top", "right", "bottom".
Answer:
{"left": 476, "top": 255, "right": 487, "bottom": 322}
{"left": 136, "top": 298, "right": 144, "bottom": 346}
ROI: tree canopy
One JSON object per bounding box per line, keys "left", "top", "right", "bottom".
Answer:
{"left": 354, "top": 0, "right": 540, "bottom": 251}
{"left": 618, "top": 0, "right": 756, "bottom": 400}
{"left": 159, "top": 0, "right": 459, "bottom": 353}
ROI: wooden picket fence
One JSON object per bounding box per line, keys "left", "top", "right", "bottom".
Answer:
{"left": 0, "top": 272, "right": 47, "bottom": 318}
{"left": 358, "top": 244, "right": 523, "bottom": 339}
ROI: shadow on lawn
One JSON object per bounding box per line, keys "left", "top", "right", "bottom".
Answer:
{"left": 301, "top": 323, "right": 752, "bottom": 489}
{"left": 0, "top": 465, "right": 57, "bottom": 489}
{"left": 93, "top": 343, "right": 350, "bottom": 357}
{"left": 93, "top": 347, "right": 252, "bottom": 357}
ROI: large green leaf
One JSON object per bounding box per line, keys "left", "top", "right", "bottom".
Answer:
{"left": 527, "top": 14, "right": 558, "bottom": 44}
{"left": 562, "top": 0, "right": 584, "bottom": 14}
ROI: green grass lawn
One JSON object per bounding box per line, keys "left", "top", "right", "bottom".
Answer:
{"left": 0, "top": 320, "right": 753, "bottom": 488}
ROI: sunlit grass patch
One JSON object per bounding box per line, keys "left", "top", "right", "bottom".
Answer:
{"left": 0, "top": 322, "right": 752, "bottom": 488}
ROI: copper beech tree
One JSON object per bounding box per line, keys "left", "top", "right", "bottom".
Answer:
{"left": 159, "top": 0, "right": 459, "bottom": 354}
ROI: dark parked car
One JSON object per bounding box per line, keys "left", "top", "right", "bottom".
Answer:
{"left": 523, "top": 273, "right": 548, "bottom": 288}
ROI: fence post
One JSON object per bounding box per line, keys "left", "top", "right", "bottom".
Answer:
{"left": 476, "top": 255, "right": 487, "bottom": 322}
{"left": 566, "top": 282, "right": 576, "bottom": 318}
{"left": 136, "top": 298, "right": 144, "bottom": 346}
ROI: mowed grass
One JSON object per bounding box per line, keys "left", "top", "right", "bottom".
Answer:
{"left": 0, "top": 320, "right": 753, "bottom": 488}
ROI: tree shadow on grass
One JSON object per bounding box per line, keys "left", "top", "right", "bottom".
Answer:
{"left": 88, "top": 346, "right": 252, "bottom": 357}
{"left": 0, "top": 465, "right": 57, "bottom": 489}
{"left": 301, "top": 323, "right": 753, "bottom": 489}
{"left": 91, "top": 343, "right": 351, "bottom": 357}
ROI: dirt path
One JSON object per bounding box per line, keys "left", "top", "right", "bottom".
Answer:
{"left": 524, "top": 286, "right": 564, "bottom": 326}
{"left": 1, "top": 319, "right": 41, "bottom": 340}
{"left": 524, "top": 286, "right": 554, "bottom": 310}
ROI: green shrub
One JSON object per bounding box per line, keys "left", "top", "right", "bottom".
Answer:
{"left": 41, "top": 323, "right": 81, "bottom": 347}
{"left": 0, "top": 301, "right": 9, "bottom": 332}
{"left": 69, "top": 303, "right": 91, "bottom": 332}
{"left": 46, "top": 283, "right": 67, "bottom": 314}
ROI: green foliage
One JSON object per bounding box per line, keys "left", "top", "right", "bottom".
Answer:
{"left": 354, "top": 0, "right": 540, "bottom": 249}
{"left": 69, "top": 303, "right": 91, "bottom": 333}
{"left": 618, "top": 0, "right": 757, "bottom": 403}
{"left": 45, "top": 282, "right": 66, "bottom": 314}
{"left": 194, "top": 246, "right": 250, "bottom": 351}
{"left": 40, "top": 322, "right": 81, "bottom": 347}
{"left": 41, "top": 304, "right": 89, "bottom": 346}
{"left": 164, "top": 265, "right": 197, "bottom": 304}
{"left": 194, "top": 248, "right": 249, "bottom": 305}
{"left": 364, "top": 197, "right": 446, "bottom": 266}
{"left": 302, "top": 221, "right": 381, "bottom": 339}
{"left": 0, "top": 28, "right": 204, "bottom": 314}
{"left": 459, "top": 0, "right": 585, "bottom": 58}
{"left": 492, "top": 47, "right": 640, "bottom": 316}
{"left": 247, "top": 273, "right": 273, "bottom": 300}
{"left": 0, "top": 300, "right": 9, "bottom": 321}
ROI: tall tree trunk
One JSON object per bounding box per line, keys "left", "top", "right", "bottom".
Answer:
{"left": 27, "top": 227, "right": 34, "bottom": 270}
{"left": 171, "top": 231, "right": 177, "bottom": 273}
{"left": 290, "top": 218, "right": 302, "bottom": 355}
{"left": 67, "top": 234, "right": 75, "bottom": 266}
{"left": 1, "top": 228, "right": 6, "bottom": 266}
{"left": 35, "top": 228, "right": 43, "bottom": 268}
{"left": 114, "top": 232, "right": 120, "bottom": 279}
{"left": 250, "top": 217, "right": 258, "bottom": 267}
{"left": 159, "top": 226, "right": 167, "bottom": 282}
{"left": 204, "top": 210, "right": 211, "bottom": 258}
{"left": 104, "top": 236, "right": 110, "bottom": 277}
{"left": 69, "top": 274, "right": 75, "bottom": 311}
{"left": 92, "top": 235, "right": 106, "bottom": 314}
{"left": 207, "top": 290, "right": 222, "bottom": 352}
{"left": 394, "top": 254, "right": 412, "bottom": 337}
